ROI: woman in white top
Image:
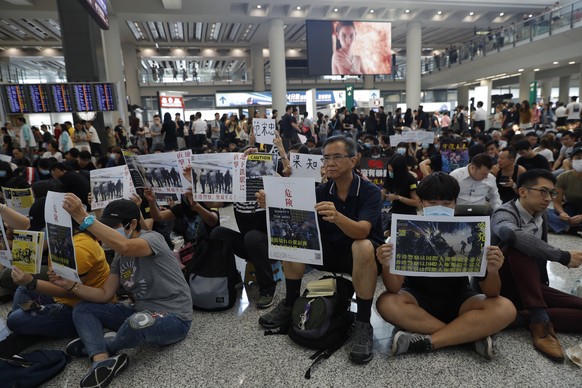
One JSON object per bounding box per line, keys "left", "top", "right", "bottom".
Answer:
{"left": 534, "top": 134, "right": 555, "bottom": 163}
{"left": 41, "top": 139, "right": 63, "bottom": 162}
{"left": 73, "top": 122, "right": 90, "bottom": 152}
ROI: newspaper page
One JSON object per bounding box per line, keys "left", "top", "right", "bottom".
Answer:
{"left": 0, "top": 217, "right": 12, "bottom": 268}
{"left": 252, "top": 118, "right": 277, "bottom": 145}
{"left": 264, "top": 176, "right": 323, "bottom": 265}
{"left": 11, "top": 230, "right": 44, "bottom": 274}
{"left": 90, "top": 165, "right": 132, "bottom": 210}
{"left": 390, "top": 214, "right": 490, "bottom": 277}
{"left": 45, "top": 191, "right": 80, "bottom": 282}
{"left": 2, "top": 187, "right": 34, "bottom": 215}
{"left": 245, "top": 153, "right": 277, "bottom": 201}
{"left": 289, "top": 153, "right": 324, "bottom": 182}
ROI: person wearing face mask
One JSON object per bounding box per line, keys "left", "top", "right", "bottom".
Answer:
{"left": 376, "top": 172, "right": 516, "bottom": 359}
{"left": 382, "top": 154, "right": 419, "bottom": 219}
{"left": 547, "top": 145, "right": 582, "bottom": 235}
{"left": 106, "top": 147, "right": 125, "bottom": 168}
{"left": 50, "top": 196, "right": 192, "bottom": 388}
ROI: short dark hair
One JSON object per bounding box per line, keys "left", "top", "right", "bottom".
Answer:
{"left": 68, "top": 148, "right": 80, "bottom": 158}
{"left": 485, "top": 140, "right": 499, "bottom": 149}
{"left": 514, "top": 139, "right": 532, "bottom": 152}
{"left": 323, "top": 135, "right": 357, "bottom": 157}
{"left": 79, "top": 150, "right": 92, "bottom": 160}
{"left": 416, "top": 172, "right": 460, "bottom": 201}
{"left": 516, "top": 169, "right": 556, "bottom": 189}
{"left": 471, "top": 153, "right": 494, "bottom": 169}
{"left": 500, "top": 147, "right": 517, "bottom": 159}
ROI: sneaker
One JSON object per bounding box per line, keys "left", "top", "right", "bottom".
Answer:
{"left": 66, "top": 332, "right": 117, "bottom": 358}
{"left": 391, "top": 331, "right": 433, "bottom": 356}
{"left": 474, "top": 336, "right": 495, "bottom": 360}
{"left": 258, "top": 300, "right": 292, "bottom": 329}
{"left": 256, "top": 288, "right": 276, "bottom": 309}
{"left": 80, "top": 353, "right": 129, "bottom": 388}
{"left": 349, "top": 321, "right": 374, "bottom": 364}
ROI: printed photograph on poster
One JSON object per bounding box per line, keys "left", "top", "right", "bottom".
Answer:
{"left": 2, "top": 187, "right": 34, "bottom": 215}
{"left": 191, "top": 153, "right": 241, "bottom": 202}
{"left": 359, "top": 157, "right": 388, "bottom": 187}
{"left": 154, "top": 192, "right": 181, "bottom": 207}
{"left": 90, "top": 165, "right": 131, "bottom": 210}
{"left": 246, "top": 153, "right": 277, "bottom": 202}
{"left": 0, "top": 218, "right": 12, "bottom": 268}
{"left": 390, "top": 214, "right": 490, "bottom": 277}
{"left": 252, "top": 118, "right": 276, "bottom": 145}
{"left": 264, "top": 176, "right": 323, "bottom": 266}
{"left": 441, "top": 142, "right": 469, "bottom": 174}
{"left": 123, "top": 150, "right": 148, "bottom": 189}
{"left": 138, "top": 152, "right": 190, "bottom": 194}
{"left": 11, "top": 230, "right": 44, "bottom": 274}
{"left": 289, "top": 153, "right": 323, "bottom": 182}
{"left": 45, "top": 191, "right": 80, "bottom": 282}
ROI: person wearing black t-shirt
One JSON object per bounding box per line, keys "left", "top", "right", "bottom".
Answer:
{"left": 279, "top": 106, "right": 301, "bottom": 152}
{"left": 382, "top": 155, "right": 419, "bottom": 216}
{"left": 514, "top": 140, "right": 551, "bottom": 171}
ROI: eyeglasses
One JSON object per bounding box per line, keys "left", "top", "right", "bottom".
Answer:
{"left": 526, "top": 187, "right": 558, "bottom": 199}
{"left": 322, "top": 154, "right": 353, "bottom": 163}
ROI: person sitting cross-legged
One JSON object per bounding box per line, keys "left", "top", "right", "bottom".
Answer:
{"left": 257, "top": 135, "right": 385, "bottom": 364}
{"left": 376, "top": 172, "right": 516, "bottom": 359}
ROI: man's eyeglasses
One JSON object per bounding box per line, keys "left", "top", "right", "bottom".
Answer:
{"left": 526, "top": 187, "right": 558, "bottom": 199}
{"left": 322, "top": 154, "right": 353, "bottom": 163}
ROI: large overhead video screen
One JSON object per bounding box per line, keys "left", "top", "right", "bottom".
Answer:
{"left": 3, "top": 85, "right": 29, "bottom": 114}
{"left": 306, "top": 20, "right": 391, "bottom": 76}
{"left": 78, "top": 0, "right": 109, "bottom": 30}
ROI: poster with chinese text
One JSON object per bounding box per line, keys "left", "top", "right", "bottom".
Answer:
{"left": 359, "top": 157, "right": 389, "bottom": 188}
{"left": 252, "top": 118, "right": 277, "bottom": 145}
{"left": 264, "top": 176, "right": 323, "bottom": 265}
{"left": 2, "top": 187, "right": 34, "bottom": 215}
{"left": 390, "top": 214, "right": 489, "bottom": 277}
{"left": 11, "top": 230, "right": 43, "bottom": 274}
{"left": 191, "top": 153, "right": 243, "bottom": 202}
{"left": 289, "top": 153, "right": 323, "bottom": 182}
{"left": 441, "top": 142, "right": 469, "bottom": 173}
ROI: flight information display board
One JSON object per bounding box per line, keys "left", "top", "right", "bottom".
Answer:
{"left": 94, "top": 83, "right": 117, "bottom": 111}
{"left": 28, "top": 84, "right": 51, "bottom": 113}
{"left": 50, "top": 84, "right": 73, "bottom": 112}
{"left": 3, "top": 85, "right": 29, "bottom": 114}
{"left": 71, "top": 84, "right": 95, "bottom": 112}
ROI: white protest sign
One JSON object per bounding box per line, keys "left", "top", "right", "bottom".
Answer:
{"left": 252, "top": 118, "right": 276, "bottom": 145}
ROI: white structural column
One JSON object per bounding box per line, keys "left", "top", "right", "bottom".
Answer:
{"left": 457, "top": 86, "right": 469, "bottom": 108}
{"left": 268, "top": 19, "right": 287, "bottom": 113}
{"left": 559, "top": 75, "right": 570, "bottom": 103}
{"left": 539, "top": 79, "right": 552, "bottom": 102}
{"left": 363, "top": 75, "right": 374, "bottom": 89}
{"left": 478, "top": 79, "right": 492, "bottom": 130}
{"left": 578, "top": 64, "right": 582, "bottom": 98}
{"left": 519, "top": 70, "right": 535, "bottom": 102}
{"left": 405, "top": 22, "right": 422, "bottom": 110}
{"left": 251, "top": 44, "right": 265, "bottom": 92}
{"left": 102, "top": 15, "right": 128, "bottom": 123}
{"left": 121, "top": 43, "right": 140, "bottom": 108}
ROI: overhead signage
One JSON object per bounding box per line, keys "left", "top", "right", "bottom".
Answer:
{"left": 159, "top": 96, "right": 184, "bottom": 109}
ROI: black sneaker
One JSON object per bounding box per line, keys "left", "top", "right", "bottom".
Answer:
{"left": 65, "top": 338, "right": 86, "bottom": 358}
{"left": 257, "top": 288, "right": 276, "bottom": 309}
{"left": 80, "top": 353, "right": 129, "bottom": 388}
{"left": 349, "top": 321, "right": 374, "bottom": 364}
{"left": 391, "top": 331, "right": 433, "bottom": 356}
{"left": 258, "top": 300, "right": 292, "bottom": 329}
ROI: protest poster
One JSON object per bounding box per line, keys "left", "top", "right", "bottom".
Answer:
{"left": 390, "top": 130, "right": 435, "bottom": 146}
{"left": 138, "top": 151, "right": 190, "bottom": 195}
{"left": 264, "top": 176, "right": 323, "bottom": 266}
{"left": 390, "top": 214, "right": 490, "bottom": 277}
{"left": 0, "top": 218, "right": 12, "bottom": 268}
{"left": 252, "top": 118, "right": 276, "bottom": 145}
{"left": 289, "top": 153, "right": 323, "bottom": 182}
{"left": 11, "top": 230, "right": 44, "bottom": 274}
{"left": 441, "top": 141, "right": 469, "bottom": 173}
{"left": 123, "top": 150, "right": 148, "bottom": 189}
{"left": 2, "top": 187, "right": 34, "bottom": 215}
{"left": 245, "top": 153, "right": 277, "bottom": 201}
{"left": 154, "top": 192, "right": 181, "bottom": 206}
{"left": 45, "top": 191, "right": 80, "bottom": 282}
{"left": 191, "top": 153, "right": 242, "bottom": 202}
{"left": 90, "top": 165, "right": 132, "bottom": 210}
{"left": 359, "top": 157, "right": 389, "bottom": 187}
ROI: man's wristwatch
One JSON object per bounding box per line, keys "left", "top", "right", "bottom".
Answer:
{"left": 79, "top": 215, "right": 95, "bottom": 231}
{"left": 26, "top": 277, "right": 38, "bottom": 291}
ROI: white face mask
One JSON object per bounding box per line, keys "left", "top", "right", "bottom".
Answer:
{"left": 572, "top": 159, "right": 582, "bottom": 173}
{"left": 423, "top": 205, "right": 455, "bottom": 217}
{"left": 396, "top": 147, "right": 406, "bottom": 155}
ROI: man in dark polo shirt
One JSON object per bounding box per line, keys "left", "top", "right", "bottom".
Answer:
{"left": 279, "top": 105, "right": 301, "bottom": 152}
{"left": 514, "top": 140, "right": 551, "bottom": 171}
{"left": 257, "top": 136, "right": 384, "bottom": 364}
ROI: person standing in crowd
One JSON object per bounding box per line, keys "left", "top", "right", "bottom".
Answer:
{"left": 149, "top": 115, "right": 164, "bottom": 152}
{"left": 85, "top": 120, "right": 101, "bottom": 156}
{"left": 191, "top": 112, "right": 208, "bottom": 149}
{"left": 279, "top": 106, "right": 301, "bottom": 152}
{"left": 162, "top": 113, "right": 178, "bottom": 151}
{"left": 175, "top": 113, "right": 186, "bottom": 150}
{"left": 565, "top": 96, "right": 581, "bottom": 125}
{"left": 17, "top": 117, "right": 36, "bottom": 160}
{"left": 74, "top": 121, "right": 90, "bottom": 152}
{"left": 114, "top": 118, "right": 128, "bottom": 149}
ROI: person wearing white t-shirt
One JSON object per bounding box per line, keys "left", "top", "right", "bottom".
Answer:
{"left": 85, "top": 121, "right": 101, "bottom": 156}
{"left": 565, "top": 96, "right": 581, "bottom": 123}
{"left": 555, "top": 102, "right": 567, "bottom": 126}
{"left": 191, "top": 112, "right": 208, "bottom": 148}
{"left": 473, "top": 101, "right": 488, "bottom": 132}
{"left": 42, "top": 139, "right": 63, "bottom": 162}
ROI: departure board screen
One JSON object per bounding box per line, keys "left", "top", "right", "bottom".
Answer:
{"left": 3, "top": 85, "right": 29, "bottom": 114}
{"left": 94, "top": 83, "right": 117, "bottom": 111}
{"left": 28, "top": 84, "right": 51, "bottom": 113}
{"left": 72, "top": 84, "right": 95, "bottom": 112}
{"left": 50, "top": 84, "right": 73, "bottom": 112}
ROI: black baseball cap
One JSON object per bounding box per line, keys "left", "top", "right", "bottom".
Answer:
{"left": 570, "top": 144, "right": 582, "bottom": 159}
{"left": 99, "top": 199, "right": 141, "bottom": 228}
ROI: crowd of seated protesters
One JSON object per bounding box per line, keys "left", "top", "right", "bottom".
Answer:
{"left": 0, "top": 109, "right": 581, "bottom": 387}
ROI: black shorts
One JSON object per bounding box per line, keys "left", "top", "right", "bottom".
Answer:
{"left": 312, "top": 239, "right": 381, "bottom": 276}
{"left": 402, "top": 287, "right": 478, "bottom": 324}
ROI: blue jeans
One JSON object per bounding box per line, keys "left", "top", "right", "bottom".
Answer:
{"left": 6, "top": 287, "right": 77, "bottom": 337}
{"left": 548, "top": 203, "right": 582, "bottom": 233}
{"left": 73, "top": 302, "right": 192, "bottom": 359}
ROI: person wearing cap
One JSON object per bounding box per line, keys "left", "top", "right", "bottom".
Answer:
{"left": 547, "top": 144, "right": 582, "bottom": 235}
{"left": 50, "top": 196, "right": 192, "bottom": 388}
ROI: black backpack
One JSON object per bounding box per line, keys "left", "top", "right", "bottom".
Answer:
{"left": 266, "top": 275, "right": 355, "bottom": 379}
{"left": 182, "top": 237, "right": 239, "bottom": 311}
{"left": 1, "top": 350, "right": 70, "bottom": 388}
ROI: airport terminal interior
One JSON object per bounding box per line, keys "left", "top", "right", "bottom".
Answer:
{"left": 1, "top": 0, "right": 582, "bottom": 386}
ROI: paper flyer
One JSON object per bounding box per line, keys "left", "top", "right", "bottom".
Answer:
{"left": 0, "top": 217, "right": 12, "bottom": 268}
{"left": 45, "top": 191, "right": 80, "bottom": 282}
{"left": 191, "top": 153, "right": 242, "bottom": 202}
{"left": 11, "top": 230, "right": 44, "bottom": 274}
{"left": 245, "top": 153, "right": 277, "bottom": 201}
{"left": 264, "top": 176, "right": 323, "bottom": 266}
{"left": 441, "top": 141, "right": 469, "bottom": 173}
{"left": 390, "top": 214, "right": 490, "bottom": 277}
{"left": 90, "top": 165, "right": 132, "bottom": 210}
{"left": 289, "top": 153, "right": 324, "bottom": 182}
{"left": 2, "top": 187, "right": 34, "bottom": 215}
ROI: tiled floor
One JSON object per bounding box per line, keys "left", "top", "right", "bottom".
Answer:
{"left": 2, "top": 207, "right": 582, "bottom": 387}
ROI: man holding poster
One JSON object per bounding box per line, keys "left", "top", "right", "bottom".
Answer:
{"left": 258, "top": 136, "right": 384, "bottom": 364}
{"left": 375, "top": 172, "right": 516, "bottom": 359}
